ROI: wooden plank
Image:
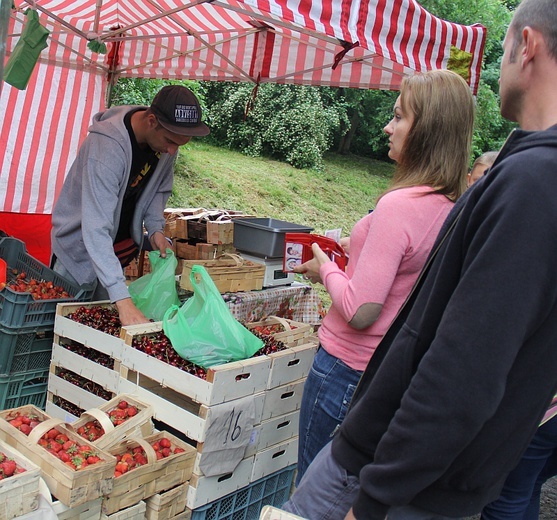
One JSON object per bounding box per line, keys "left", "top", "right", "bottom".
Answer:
{"left": 261, "top": 379, "right": 306, "bottom": 422}
{"left": 266, "top": 343, "right": 317, "bottom": 389}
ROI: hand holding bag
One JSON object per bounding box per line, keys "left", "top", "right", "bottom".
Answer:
{"left": 163, "top": 265, "right": 263, "bottom": 368}
{"left": 129, "top": 248, "right": 180, "bottom": 321}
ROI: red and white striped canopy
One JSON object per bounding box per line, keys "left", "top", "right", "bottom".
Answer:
{"left": 1, "top": 0, "right": 486, "bottom": 215}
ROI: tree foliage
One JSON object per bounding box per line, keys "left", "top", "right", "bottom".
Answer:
{"left": 112, "top": 0, "right": 515, "bottom": 167}
{"left": 200, "top": 82, "right": 348, "bottom": 169}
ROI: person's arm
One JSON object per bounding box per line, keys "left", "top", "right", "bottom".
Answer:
{"left": 293, "top": 244, "right": 383, "bottom": 329}
{"left": 322, "top": 192, "right": 412, "bottom": 329}
{"left": 79, "top": 137, "right": 134, "bottom": 304}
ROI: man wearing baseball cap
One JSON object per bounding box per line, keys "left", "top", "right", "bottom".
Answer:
{"left": 51, "top": 85, "right": 209, "bottom": 326}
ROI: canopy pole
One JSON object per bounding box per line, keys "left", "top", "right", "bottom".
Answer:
{"left": 0, "top": 0, "right": 12, "bottom": 97}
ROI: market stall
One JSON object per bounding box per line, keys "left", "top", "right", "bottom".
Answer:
{"left": 0, "top": 0, "right": 487, "bottom": 263}
{"left": 0, "top": 1, "right": 488, "bottom": 518}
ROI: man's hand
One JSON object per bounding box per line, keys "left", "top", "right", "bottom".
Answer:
{"left": 116, "top": 297, "right": 150, "bottom": 326}
{"left": 344, "top": 508, "right": 357, "bottom": 520}
{"left": 149, "top": 231, "right": 169, "bottom": 258}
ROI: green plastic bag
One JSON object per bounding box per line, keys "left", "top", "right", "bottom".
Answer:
{"left": 163, "top": 265, "right": 263, "bottom": 368}
{"left": 129, "top": 249, "right": 180, "bottom": 321}
{"left": 4, "top": 9, "right": 50, "bottom": 90}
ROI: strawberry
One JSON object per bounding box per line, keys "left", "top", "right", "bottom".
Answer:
{"left": 0, "top": 460, "right": 17, "bottom": 477}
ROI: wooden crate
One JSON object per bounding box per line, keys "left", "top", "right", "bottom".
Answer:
{"left": 246, "top": 316, "right": 314, "bottom": 348}
{"left": 52, "top": 497, "right": 103, "bottom": 520}
{"left": 265, "top": 343, "right": 317, "bottom": 389}
{"left": 119, "top": 373, "right": 265, "bottom": 444}
{"left": 205, "top": 220, "right": 234, "bottom": 245}
{"left": 48, "top": 362, "right": 115, "bottom": 412}
{"left": 101, "top": 500, "right": 146, "bottom": 520}
{"left": 46, "top": 398, "right": 81, "bottom": 423}
{"left": 175, "top": 240, "right": 197, "bottom": 260}
{"left": 71, "top": 394, "right": 154, "bottom": 450}
{"left": 244, "top": 410, "right": 300, "bottom": 458}
{"left": 0, "top": 407, "right": 116, "bottom": 508}
{"left": 121, "top": 323, "right": 271, "bottom": 407}
{"left": 0, "top": 438, "right": 41, "bottom": 519}
{"left": 186, "top": 456, "right": 255, "bottom": 509}
{"left": 186, "top": 438, "right": 297, "bottom": 510}
{"left": 51, "top": 341, "right": 121, "bottom": 394}
{"left": 261, "top": 379, "right": 306, "bottom": 422}
{"left": 54, "top": 302, "right": 126, "bottom": 361}
{"left": 195, "top": 243, "right": 237, "bottom": 260}
{"left": 102, "top": 432, "right": 196, "bottom": 515}
{"left": 180, "top": 254, "right": 265, "bottom": 293}
{"left": 145, "top": 482, "right": 188, "bottom": 520}
{"left": 250, "top": 437, "right": 298, "bottom": 482}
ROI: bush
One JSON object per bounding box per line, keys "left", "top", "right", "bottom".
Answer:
{"left": 202, "top": 82, "right": 348, "bottom": 169}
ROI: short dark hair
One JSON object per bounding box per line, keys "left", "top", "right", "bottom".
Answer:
{"left": 509, "top": 0, "right": 557, "bottom": 62}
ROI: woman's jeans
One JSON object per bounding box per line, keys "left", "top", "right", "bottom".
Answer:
{"left": 296, "top": 347, "right": 362, "bottom": 485}
{"left": 481, "top": 415, "right": 557, "bottom": 520}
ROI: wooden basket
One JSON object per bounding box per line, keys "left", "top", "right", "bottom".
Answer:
{"left": 0, "top": 406, "right": 116, "bottom": 508}
{"left": 246, "top": 316, "right": 314, "bottom": 347}
{"left": 102, "top": 432, "right": 196, "bottom": 515}
{"left": 0, "top": 438, "right": 41, "bottom": 520}
{"left": 180, "top": 254, "right": 265, "bottom": 293}
{"left": 101, "top": 500, "right": 146, "bottom": 520}
{"left": 70, "top": 394, "right": 154, "bottom": 450}
{"left": 145, "top": 482, "right": 188, "bottom": 520}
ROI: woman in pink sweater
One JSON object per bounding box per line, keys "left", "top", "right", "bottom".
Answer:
{"left": 294, "top": 69, "right": 475, "bottom": 485}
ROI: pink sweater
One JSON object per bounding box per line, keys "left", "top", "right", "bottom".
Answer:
{"left": 318, "top": 186, "right": 454, "bottom": 371}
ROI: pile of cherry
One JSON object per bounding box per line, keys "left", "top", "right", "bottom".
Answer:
{"left": 56, "top": 368, "right": 113, "bottom": 400}
{"left": 66, "top": 305, "right": 289, "bottom": 379}
{"left": 6, "top": 412, "right": 105, "bottom": 471}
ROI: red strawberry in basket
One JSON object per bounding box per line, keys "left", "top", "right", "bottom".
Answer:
{"left": 1, "top": 459, "right": 17, "bottom": 477}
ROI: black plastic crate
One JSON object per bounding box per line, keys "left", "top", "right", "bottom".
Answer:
{"left": 0, "top": 237, "right": 95, "bottom": 329}
{"left": 0, "top": 326, "right": 54, "bottom": 376}
{"left": 0, "top": 368, "right": 49, "bottom": 410}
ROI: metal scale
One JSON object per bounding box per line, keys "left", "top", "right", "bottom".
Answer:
{"left": 238, "top": 252, "right": 295, "bottom": 288}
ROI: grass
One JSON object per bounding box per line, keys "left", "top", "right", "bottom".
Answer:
{"left": 169, "top": 141, "right": 395, "bottom": 307}
{"left": 170, "top": 141, "right": 394, "bottom": 237}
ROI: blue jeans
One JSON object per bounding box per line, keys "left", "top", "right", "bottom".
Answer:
{"left": 296, "top": 347, "right": 362, "bottom": 485}
{"left": 481, "top": 415, "right": 557, "bottom": 520}
{"left": 284, "top": 442, "right": 461, "bottom": 520}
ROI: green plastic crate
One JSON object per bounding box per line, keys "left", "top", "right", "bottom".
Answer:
{"left": 190, "top": 466, "right": 296, "bottom": 520}
{"left": 0, "top": 326, "right": 54, "bottom": 375}
{"left": 0, "top": 369, "right": 49, "bottom": 410}
{"left": 0, "top": 237, "right": 95, "bottom": 329}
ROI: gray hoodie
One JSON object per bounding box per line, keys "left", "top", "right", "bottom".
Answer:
{"left": 51, "top": 105, "right": 175, "bottom": 302}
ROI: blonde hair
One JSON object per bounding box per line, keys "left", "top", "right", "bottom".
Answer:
{"left": 382, "top": 69, "right": 475, "bottom": 202}
{"left": 472, "top": 151, "right": 498, "bottom": 171}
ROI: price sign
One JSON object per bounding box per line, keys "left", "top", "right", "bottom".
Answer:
{"left": 199, "top": 395, "right": 256, "bottom": 477}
